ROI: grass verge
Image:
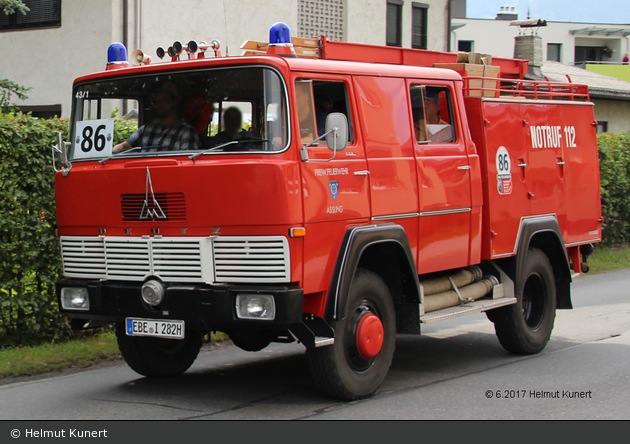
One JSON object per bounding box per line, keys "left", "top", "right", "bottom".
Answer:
{"left": 0, "top": 330, "right": 228, "bottom": 379}
{"left": 587, "top": 245, "right": 630, "bottom": 274}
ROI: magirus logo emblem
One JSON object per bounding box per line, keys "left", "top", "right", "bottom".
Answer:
{"left": 140, "top": 167, "right": 167, "bottom": 220}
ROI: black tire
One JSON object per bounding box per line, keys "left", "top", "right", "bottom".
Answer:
{"left": 115, "top": 321, "right": 202, "bottom": 378}
{"left": 229, "top": 330, "right": 276, "bottom": 352}
{"left": 491, "top": 248, "right": 557, "bottom": 354}
{"left": 306, "top": 269, "right": 396, "bottom": 400}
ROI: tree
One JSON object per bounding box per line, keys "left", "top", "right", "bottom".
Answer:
{"left": 0, "top": 79, "right": 31, "bottom": 112}
{"left": 0, "top": 0, "right": 29, "bottom": 15}
{"left": 0, "top": 1, "right": 31, "bottom": 111}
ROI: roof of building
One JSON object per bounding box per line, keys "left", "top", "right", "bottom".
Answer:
{"left": 540, "top": 61, "right": 630, "bottom": 99}
{"left": 569, "top": 26, "right": 630, "bottom": 36}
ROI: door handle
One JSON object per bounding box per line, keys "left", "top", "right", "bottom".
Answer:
{"left": 354, "top": 170, "right": 370, "bottom": 176}
{"left": 457, "top": 165, "right": 471, "bottom": 171}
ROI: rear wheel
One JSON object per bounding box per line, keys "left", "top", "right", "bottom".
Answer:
{"left": 307, "top": 269, "right": 395, "bottom": 400}
{"left": 115, "top": 321, "right": 202, "bottom": 378}
{"left": 491, "top": 248, "right": 557, "bottom": 354}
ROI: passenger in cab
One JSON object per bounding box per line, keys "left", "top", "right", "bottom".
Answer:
{"left": 212, "top": 107, "right": 253, "bottom": 144}
{"left": 315, "top": 94, "right": 333, "bottom": 136}
{"left": 425, "top": 90, "right": 454, "bottom": 143}
{"left": 113, "top": 81, "right": 201, "bottom": 152}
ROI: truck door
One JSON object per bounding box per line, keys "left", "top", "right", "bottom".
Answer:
{"left": 409, "top": 82, "right": 472, "bottom": 273}
{"left": 523, "top": 104, "right": 566, "bottom": 231}
{"left": 353, "top": 76, "right": 419, "bottom": 257}
{"left": 295, "top": 76, "right": 371, "bottom": 297}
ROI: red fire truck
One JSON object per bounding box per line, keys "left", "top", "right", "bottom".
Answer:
{"left": 53, "top": 23, "right": 601, "bottom": 400}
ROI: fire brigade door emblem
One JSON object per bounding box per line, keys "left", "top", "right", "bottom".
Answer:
{"left": 329, "top": 181, "right": 339, "bottom": 200}
{"left": 140, "top": 167, "right": 167, "bottom": 220}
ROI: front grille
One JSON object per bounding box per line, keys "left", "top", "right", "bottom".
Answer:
{"left": 60, "top": 236, "right": 212, "bottom": 283}
{"left": 121, "top": 193, "right": 186, "bottom": 222}
{"left": 60, "top": 236, "right": 290, "bottom": 284}
{"left": 213, "top": 236, "right": 290, "bottom": 283}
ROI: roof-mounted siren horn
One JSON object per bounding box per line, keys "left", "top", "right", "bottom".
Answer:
{"left": 173, "top": 40, "right": 199, "bottom": 59}
{"left": 130, "top": 48, "right": 152, "bottom": 66}
{"left": 106, "top": 42, "right": 130, "bottom": 70}
{"left": 197, "top": 40, "right": 222, "bottom": 58}
{"left": 166, "top": 46, "right": 179, "bottom": 61}
{"left": 267, "top": 22, "right": 296, "bottom": 57}
{"left": 156, "top": 46, "right": 166, "bottom": 60}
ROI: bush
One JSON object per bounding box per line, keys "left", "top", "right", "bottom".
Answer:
{"left": 0, "top": 112, "right": 71, "bottom": 347}
{"left": 597, "top": 132, "right": 630, "bottom": 246}
{"left": 0, "top": 111, "right": 137, "bottom": 348}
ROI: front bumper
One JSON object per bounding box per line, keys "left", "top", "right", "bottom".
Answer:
{"left": 56, "top": 279, "right": 304, "bottom": 332}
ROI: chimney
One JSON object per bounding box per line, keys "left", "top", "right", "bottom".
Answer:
{"left": 496, "top": 5, "right": 518, "bottom": 20}
{"left": 514, "top": 35, "right": 543, "bottom": 77}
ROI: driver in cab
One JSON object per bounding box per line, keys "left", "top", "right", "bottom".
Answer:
{"left": 113, "top": 81, "right": 201, "bottom": 153}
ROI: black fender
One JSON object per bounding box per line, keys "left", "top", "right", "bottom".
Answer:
{"left": 325, "top": 224, "right": 420, "bottom": 322}
{"left": 496, "top": 216, "right": 572, "bottom": 309}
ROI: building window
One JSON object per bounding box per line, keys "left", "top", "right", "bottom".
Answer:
{"left": 458, "top": 40, "right": 474, "bottom": 52}
{"left": 386, "top": 0, "right": 403, "bottom": 47}
{"left": 411, "top": 3, "right": 428, "bottom": 50}
{"left": 0, "top": 0, "right": 61, "bottom": 31}
{"left": 298, "top": 0, "right": 346, "bottom": 42}
{"left": 575, "top": 46, "right": 603, "bottom": 65}
{"left": 596, "top": 121, "right": 608, "bottom": 134}
{"left": 547, "top": 43, "right": 562, "bottom": 62}
{"left": 16, "top": 105, "right": 62, "bottom": 119}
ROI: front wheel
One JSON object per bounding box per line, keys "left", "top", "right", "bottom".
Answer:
{"left": 115, "top": 321, "right": 203, "bottom": 378}
{"left": 491, "top": 248, "right": 557, "bottom": 354}
{"left": 306, "top": 269, "right": 396, "bottom": 400}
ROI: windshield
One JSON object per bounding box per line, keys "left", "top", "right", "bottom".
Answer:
{"left": 70, "top": 66, "right": 288, "bottom": 161}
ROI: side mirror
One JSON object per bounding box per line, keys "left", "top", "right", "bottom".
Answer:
{"left": 325, "top": 113, "right": 348, "bottom": 152}
{"left": 52, "top": 132, "right": 72, "bottom": 176}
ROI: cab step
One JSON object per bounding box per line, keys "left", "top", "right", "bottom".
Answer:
{"left": 420, "top": 296, "right": 517, "bottom": 324}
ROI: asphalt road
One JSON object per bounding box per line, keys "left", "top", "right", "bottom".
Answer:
{"left": 1, "top": 268, "right": 629, "bottom": 420}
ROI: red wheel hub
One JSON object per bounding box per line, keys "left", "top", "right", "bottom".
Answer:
{"left": 356, "top": 313, "right": 384, "bottom": 359}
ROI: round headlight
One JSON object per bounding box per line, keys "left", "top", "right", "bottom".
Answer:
{"left": 141, "top": 280, "right": 165, "bottom": 306}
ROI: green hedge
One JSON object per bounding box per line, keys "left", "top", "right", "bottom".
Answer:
{"left": 0, "top": 113, "right": 71, "bottom": 347}
{"left": 598, "top": 132, "right": 630, "bottom": 246}
{"left": 0, "top": 112, "right": 136, "bottom": 348}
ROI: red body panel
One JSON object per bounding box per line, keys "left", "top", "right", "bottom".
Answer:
{"left": 463, "top": 97, "right": 601, "bottom": 259}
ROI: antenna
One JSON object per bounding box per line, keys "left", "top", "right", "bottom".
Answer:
{"left": 222, "top": 0, "right": 229, "bottom": 56}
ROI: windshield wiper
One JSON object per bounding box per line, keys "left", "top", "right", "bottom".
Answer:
{"left": 99, "top": 146, "right": 170, "bottom": 164}
{"left": 98, "top": 147, "right": 143, "bottom": 164}
{"left": 189, "top": 138, "right": 269, "bottom": 161}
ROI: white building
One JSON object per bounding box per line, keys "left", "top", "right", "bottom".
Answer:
{"left": 450, "top": 3, "right": 630, "bottom": 133}
{"left": 0, "top": 0, "right": 450, "bottom": 118}
{"left": 452, "top": 15, "right": 630, "bottom": 66}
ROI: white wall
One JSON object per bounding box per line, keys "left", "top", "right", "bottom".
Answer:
{"left": 452, "top": 18, "right": 630, "bottom": 65}
{"left": 0, "top": 0, "right": 114, "bottom": 116}
{"left": 593, "top": 99, "right": 630, "bottom": 133}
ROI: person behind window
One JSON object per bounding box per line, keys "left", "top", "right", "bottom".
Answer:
{"left": 411, "top": 90, "right": 427, "bottom": 142}
{"left": 212, "top": 106, "right": 252, "bottom": 144}
{"left": 113, "top": 81, "right": 201, "bottom": 152}
{"left": 296, "top": 82, "right": 317, "bottom": 144}
{"left": 425, "top": 90, "right": 454, "bottom": 143}
{"left": 315, "top": 94, "right": 333, "bottom": 136}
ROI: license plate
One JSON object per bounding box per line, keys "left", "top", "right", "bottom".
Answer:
{"left": 126, "top": 318, "right": 185, "bottom": 339}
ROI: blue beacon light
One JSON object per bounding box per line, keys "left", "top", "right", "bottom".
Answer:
{"left": 106, "top": 42, "right": 130, "bottom": 70}
{"left": 267, "top": 22, "right": 296, "bottom": 57}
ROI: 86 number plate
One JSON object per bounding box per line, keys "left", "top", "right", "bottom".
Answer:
{"left": 126, "top": 318, "right": 185, "bottom": 339}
